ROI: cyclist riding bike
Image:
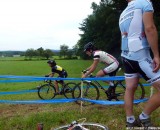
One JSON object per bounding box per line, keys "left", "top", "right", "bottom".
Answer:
{"left": 46, "top": 60, "right": 68, "bottom": 94}
{"left": 82, "top": 42, "right": 120, "bottom": 96}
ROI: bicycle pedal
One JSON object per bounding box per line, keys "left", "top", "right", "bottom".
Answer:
{"left": 55, "top": 92, "right": 59, "bottom": 95}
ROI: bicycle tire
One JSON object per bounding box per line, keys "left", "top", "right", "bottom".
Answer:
{"left": 135, "top": 82, "right": 145, "bottom": 99}
{"left": 114, "top": 80, "right": 126, "bottom": 101}
{"left": 37, "top": 84, "right": 56, "bottom": 100}
{"left": 63, "top": 82, "right": 77, "bottom": 99}
{"left": 72, "top": 81, "right": 100, "bottom": 106}
{"left": 53, "top": 123, "right": 109, "bottom": 130}
{"left": 115, "top": 80, "right": 145, "bottom": 100}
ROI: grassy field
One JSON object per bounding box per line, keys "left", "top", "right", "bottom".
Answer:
{"left": 0, "top": 58, "right": 159, "bottom": 130}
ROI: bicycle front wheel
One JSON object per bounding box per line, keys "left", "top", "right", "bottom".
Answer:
{"left": 54, "top": 123, "right": 109, "bottom": 130}
{"left": 63, "top": 82, "right": 76, "bottom": 98}
{"left": 37, "top": 84, "right": 56, "bottom": 100}
{"left": 72, "top": 81, "right": 100, "bottom": 106}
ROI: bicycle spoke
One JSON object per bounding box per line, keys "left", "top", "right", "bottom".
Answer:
{"left": 115, "top": 80, "right": 145, "bottom": 100}
{"left": 63, "top": 82, "right": 76, "bottom": 98}
{"left": 114, "top": 80, "right": 125, "bottom": 101}
{"left": 134, "top": 82, "right": 145, "bottom": 99}
{"left": 38, "top": 84, "right": 56, "bottom": 100}
{"left": 54, "top": 123, "right": 108, "bottom": 130}
{"left": 73, "top": 82, "right": 100, "bottom": 106}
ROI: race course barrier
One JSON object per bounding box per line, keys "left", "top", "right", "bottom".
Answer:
{"left": 0, "top": 75, "right": 151, "bottom": 105}
{"left": 0, "top": 98, "right": 148, "bottom": 105}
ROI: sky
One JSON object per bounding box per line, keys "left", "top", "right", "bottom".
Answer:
{"left": 0, "top": 0, "right": 101, "bottom": 51}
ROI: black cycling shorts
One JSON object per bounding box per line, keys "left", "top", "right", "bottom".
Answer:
{"left": 122, "top": 57, "right": 160, "bottom": 84}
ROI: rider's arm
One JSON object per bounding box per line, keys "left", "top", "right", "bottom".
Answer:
{"left": 48, "top": 72, "right": 54, "bottom": 77}
{"left": 143, "top": 12, "right": 160, "bottom": 72}
{"left": 86, "top": 66, "right": 91, "bottom": 71}
{"left": 83, "top": 59, "right": 99, "bottom": 78}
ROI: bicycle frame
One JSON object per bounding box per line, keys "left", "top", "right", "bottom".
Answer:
{"left": 83, "top": 76, "right": 126, "bottom": 101}
{"left": 91, "top": 80, "right": 106, "bottom": 91}
{"left": 85, "top": 77, "right": 124, "bottom": 92}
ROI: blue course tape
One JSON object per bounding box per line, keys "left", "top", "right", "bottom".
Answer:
{"left": 0, "top": 98, "right": 148, "bottom": 105}
{"left": 0, "top": 90, "right": 37, "bottom": 95}
{"left": 0, "top": 75, "right": 125, "bottom": 81}
{"left": 0, "top": 79, "right": 42, "bottom": 83}
{"left": 0, "top": 75, "right": 150, "bottom": 105}
{"left": 0, "top": 99, "right": 77, "bottom": 104}
{"left": 80, "top": 98, "right": 148, "bottom": 105}
{"left": 0, "top": 83, "right": 150, "bottom": 95}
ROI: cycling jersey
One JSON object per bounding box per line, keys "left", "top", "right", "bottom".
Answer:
{"left": 51, "top": 65, "right": 67, "bottom": 77}
{"left": 93, "top": 50, "right": 119, "bottom": 75}
{"left": 93, "top": 50, "right": 118, "bottom": 65}
{"left": 119, "top": 0, "right": 154, "bottom": 60}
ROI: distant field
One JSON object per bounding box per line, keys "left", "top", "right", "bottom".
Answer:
{"left": 0, "top": 58, "right": 159, "bottom": 130}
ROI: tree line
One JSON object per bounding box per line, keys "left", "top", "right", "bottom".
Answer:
{"left": 76, "top": 0, "right": 160, "bottom": 60}
{"left": 25, "top": 44, "right": 78, "bottom": 60}
{"left": 0, "top": 44, "right": 78, "bottom": 60}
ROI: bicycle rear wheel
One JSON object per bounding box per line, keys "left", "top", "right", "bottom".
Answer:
{"left": 54, "top": 123, "right": 108, "bottom": 130}
{"left": 114, "top": 80, "right": 125, "bottom": 101}
{"left": 135, "top": 82, "right": 145, "bottom": 99}
{"left": 37, "top": 84, "right": 56, "bottom": 100}
{"left": 115, "top": 80, "right": 145, "bottom": 100}
{"left": 63, "top": 82, "right": 76, "bottom": 98}
{"left": 72, "top": 81, "right": 100, "bottom": 106}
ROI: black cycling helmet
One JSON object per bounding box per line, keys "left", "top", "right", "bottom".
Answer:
{"left": 47, "top": 60, "right": 56, "bottom": 66}
{"left": 84, "top": 42, "right": 95, "bottom": 52}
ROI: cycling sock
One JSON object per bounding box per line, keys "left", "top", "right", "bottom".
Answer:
{"left": 139, "top": 112, "right": 150, "bottom": 120}
{"left": 127, "top": 116, "right": 135, "bottom": 123}
{"left": 109, "top": 82, "right": 114, "bottom": 86}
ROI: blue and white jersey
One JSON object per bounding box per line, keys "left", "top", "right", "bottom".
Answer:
{"left": 119, "top": 0, "right": 154, "bottom": 60}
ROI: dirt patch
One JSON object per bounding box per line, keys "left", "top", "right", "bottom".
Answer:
{"left": 0, "top": 103, "right": 80, "bottom": 118}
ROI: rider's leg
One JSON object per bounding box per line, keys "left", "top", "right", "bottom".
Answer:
{"left": 96, "top": 70, "right": 112, "bottom": 87}
{"left": 102, "top": 62, "right": 119, "bottom": 89}
{"left": 140, "top": 80, "right": 160, "bottom": 117}
{"left": 96, "top": 69, "right": 105, "bottom": 77}
{"left": 125, "top": 76, "right": 140, "bottom": 126}
{"left": 96, "top": 70, "right": 115, "bottom": 98}
{"left": 54, "top": 80, "right": 59, "bottom": 93}
{"left": 96, "top": 70, "right": 113, "bottom": 84}
{"left": 125, "top": 76, "right": 139, "bottom": 117}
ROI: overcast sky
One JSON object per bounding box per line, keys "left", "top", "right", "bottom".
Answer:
{"left": 0, "top": 0, "right": 100, "bottom": 51}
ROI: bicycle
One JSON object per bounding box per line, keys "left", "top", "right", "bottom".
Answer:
{"left": 53, "top": 118, "right": 109, "bottom": 130}
{"left": 72, "top": 72, "right": 145, "bottom": 106}
{"left": 37, "top": 78, "right": 76, "bottom": 100}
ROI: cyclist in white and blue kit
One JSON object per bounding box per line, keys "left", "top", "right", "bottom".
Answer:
{"left": 82, "top": 42, "right": 119, "bottom": 97}
{"left": 119, "top": 0, "right": 160, "bottom": 128}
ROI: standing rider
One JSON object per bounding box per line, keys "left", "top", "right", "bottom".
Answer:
{"left": 119, "top": 0, "right": 160, "bottom": 128}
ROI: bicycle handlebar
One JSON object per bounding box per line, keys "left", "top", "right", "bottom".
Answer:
{"left": 82, "top": 70, "right": 94, "bottom": 78}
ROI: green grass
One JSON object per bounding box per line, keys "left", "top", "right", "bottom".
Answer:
{"left": 0, "top": 59, "right": 159, "bottom": 130}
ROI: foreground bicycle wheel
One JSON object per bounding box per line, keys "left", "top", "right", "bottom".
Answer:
{"left": 72, "top": 81, "right": 100, "bottom": 106}
{"left": 54, "top": 123, "right": 109, "bottom": 130}
{"left": 37, "top": 84, "right": 56, "bottom": 99}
